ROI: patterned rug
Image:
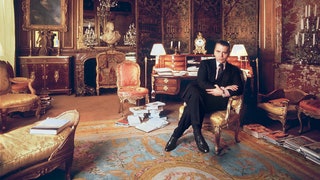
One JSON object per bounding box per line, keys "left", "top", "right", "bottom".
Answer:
{"left": 71, "top": 129, "right": 320, "bottom": 180}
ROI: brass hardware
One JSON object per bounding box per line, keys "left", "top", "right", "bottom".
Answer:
{"left": 163, "top": 86, "right": 168, "bottom": 91}
{"left": 164, "top": 78, "right": 169, "bottom": 83}
{"left": 30, "top": 71, "right": 35, "bottom": 80}
{"left": 54, "top": 71, "right": 59, "bottom": 82}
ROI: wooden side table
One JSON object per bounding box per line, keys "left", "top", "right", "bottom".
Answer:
{"left": 297, "top": 99, "right": 320, "bottom": 134}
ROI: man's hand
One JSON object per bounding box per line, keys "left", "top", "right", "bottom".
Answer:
{"left": 206, "top": 85, "right": 223, "bottom": 96}
{"left": 224, "top": 85, "right": 238, "bottom": 91}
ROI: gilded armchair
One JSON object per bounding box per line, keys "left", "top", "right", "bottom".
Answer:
{"left": 179, "top": 70, "right": 247, "bottom": 154}
{"left": 116, "top": 60, "right": 149, "bottom": 115}
{"left": 257, "top": 88, "right": 313, "bottom": 132}
{"left": 0, "top": 60, "right": 41, "bottom": 132}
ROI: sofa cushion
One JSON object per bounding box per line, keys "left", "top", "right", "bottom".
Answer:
{"left": 0, "top": 110, "right": 78, "bottom": 176}
{"left": 0, "top": 94, "right": 39, "bottom": 108}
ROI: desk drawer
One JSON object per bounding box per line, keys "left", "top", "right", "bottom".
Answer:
{"left": 154, "top": 77, "right": 179, "bottom": 85}
{"left": 154, "top": 84, "right": 179, "bottom": 95}
{"left": 154, "top": 77, "right": 180, "bottom": 95}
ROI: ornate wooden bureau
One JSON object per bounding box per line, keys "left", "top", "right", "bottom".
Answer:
{"left": 18, "top": 56, "right": 73, "bottom": 95}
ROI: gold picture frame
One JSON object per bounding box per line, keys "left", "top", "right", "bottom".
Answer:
{"left": 22, "top": 0, "right": 68, "bottom": 32}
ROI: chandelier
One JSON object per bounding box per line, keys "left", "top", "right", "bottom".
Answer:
{"left": 124, "top": 23, "right": 136, "bottom": 46}
{"left": 97, "top": 0, "right": 118, "bottom": 18}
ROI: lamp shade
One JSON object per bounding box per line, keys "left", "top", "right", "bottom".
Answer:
{"left": 150, "top": 43, "right": 166, "bottom": 56}
{"left": 0, "top": 42, "right": 3, "bottom": 57}
{"left": 230, "top": 44, "right": 248, "bottom": 58}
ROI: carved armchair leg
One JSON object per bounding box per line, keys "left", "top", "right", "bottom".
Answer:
{"left": 213, "top": 126, "right": 222, "bottom": 154}
{"left": 35, "top": 98, "right": 41, "bottom": 119}
{"left": 233, "top": 120, "right": 240, "bottom": 143}
{"left": 65, "top": 157, "right": 73, "bottom": 180}
{"left": 1, "top": 111, "right": 7, "bottom": 131}
{"left": 297, "top": 110, "right": 304, "bottom": 134}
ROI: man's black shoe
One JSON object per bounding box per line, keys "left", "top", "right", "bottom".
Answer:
{"left": 165, "top": 136, "right": 178, "bottom": 151}
{"left": 194, "top": 134, "right": 209, "bottom": 153}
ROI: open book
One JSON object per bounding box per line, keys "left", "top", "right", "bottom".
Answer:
{"left": 30, "top": 118, "right": 71, "bottom": 135}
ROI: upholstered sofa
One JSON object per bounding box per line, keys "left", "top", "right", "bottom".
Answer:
{"left": 0, "top": 110, "right": 79, "bottom": 180}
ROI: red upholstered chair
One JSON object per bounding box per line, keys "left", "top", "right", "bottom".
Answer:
{"left": 116, "top": 60, "right": 149, "bottom": 115}
{"left": 298, "top": 98, "right": 320, "bottom": 134}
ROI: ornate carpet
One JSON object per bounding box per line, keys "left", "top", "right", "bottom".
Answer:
{"left": 71, "top": 125, "right": 320, "bottom": 180}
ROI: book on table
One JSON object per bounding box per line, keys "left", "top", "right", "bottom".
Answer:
{"left": 30, "top": 118, "right": 71, "bottom": 135}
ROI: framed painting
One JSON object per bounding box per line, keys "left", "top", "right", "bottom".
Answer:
{"left": 22, "top": 0, "right": 68, "bottom": 32}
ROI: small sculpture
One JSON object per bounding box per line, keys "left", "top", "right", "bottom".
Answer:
{"left": 100, "top": 21, "right": 121, "bottom": 47}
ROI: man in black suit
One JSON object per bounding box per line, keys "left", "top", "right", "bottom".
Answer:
{"left": 165, "top": 40, "right": 244, "bottom": 153}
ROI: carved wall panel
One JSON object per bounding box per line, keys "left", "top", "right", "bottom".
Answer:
{"left": 223, "top": 0, "right": 259, "bottom": 58}
{"left": 137, "top": 0, "right": 162, "bottom": 61}
{"left": 193, "top": 0, "right": 222, "bottom": 54}
{"left": 162, "top": 0, "right": 191, "bottom": 54}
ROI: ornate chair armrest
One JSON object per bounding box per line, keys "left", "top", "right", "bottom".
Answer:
{"left": 10, "top": 77, "right": 36, "bottom": 94}
{"left": 225, "top": 95, "right": 242, "bottom": 121}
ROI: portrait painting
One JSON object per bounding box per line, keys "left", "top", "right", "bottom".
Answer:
{"left": 22, "top": 0, "right": 68, "bottom": 31}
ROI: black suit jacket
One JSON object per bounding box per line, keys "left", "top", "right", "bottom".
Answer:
{"left": 196, "top": 58, "right": 244, "bottom": 97}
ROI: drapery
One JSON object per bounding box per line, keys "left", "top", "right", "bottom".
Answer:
{"left": 0, "top": 0, "right": 15, "bottom": 70}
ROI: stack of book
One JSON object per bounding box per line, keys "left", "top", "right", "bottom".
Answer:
{"left": 283, "top": 136, "right": 316, "bottom": 153}
{"left": 135, "top": 101, "right": 168, "bottom": 132}
{"left": 262, "top": 130, "right": 293, "bottom": 146}
{"left": 300, "top": 142, "right": 320, "bottom": 165}
{"left": 243, "top": 124, "right": 273, "bottom": 138}
{"left": 30, "top": 118, "right": 70, "bottom": 135}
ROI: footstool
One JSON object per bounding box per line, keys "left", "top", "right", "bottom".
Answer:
{"left": 297, "top": 99, "right": 320, "bottom": 134}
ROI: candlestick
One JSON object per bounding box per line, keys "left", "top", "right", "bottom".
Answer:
{"left": 29, "top": 39, "right": 32, "bottom": 56}
{"left": 178, "top": 41, "right": 180, "bottom": 50}
{"left": 295, "top": 34, "right": 298, "bottom": 45}
{"left": 301, "top": 18, "right": 304, "bottom": 30}
{"left": 302, "top": 33, "right": 305, "bottom": 45}
{"left": 305, "top": 5, "right": 308, "bottom": 17}
{"left": 308, "top": 5, "right": 311, "bottom": 17}
{"left": 315, "top": 5, "right": 317, "bottom": 16}
{"left": 312, "top": 33, "right": 315, "bottom": 46}
{"left": 170, "top": 41, "right": 173, "bottom": 49}
{"left": 306, "top": 18, "right": 309, "bottom": 29}
{"left": 317, "top": 17, "right": 319, "bottom": 29}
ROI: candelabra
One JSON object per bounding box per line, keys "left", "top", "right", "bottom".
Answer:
{"left": 169, "top": 40, "right": 181, "bottom": 54}
{"left": 83, "top": 24, "right": 98, "bottom": 48}
{"left": 124, "top": 23, "right": 136, "bottom": 46}
{"left": 294, "top": 4, "right": 320, "bottom": 65}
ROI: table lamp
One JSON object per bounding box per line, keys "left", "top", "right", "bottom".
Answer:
{"left": 230, "top": 44, "right": 248, "bottom": 69}
{"left": 150, "top": 43, "right": 166, "bottom": 67}
{"left": 230, "top": 44, "right": 248, "bottom": 61}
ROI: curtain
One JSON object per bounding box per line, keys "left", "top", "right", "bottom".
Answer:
{"left": 0, "top": 0, "right": 15, "bottom": 69}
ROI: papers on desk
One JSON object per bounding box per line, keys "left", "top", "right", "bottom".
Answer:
{"left": 154, "top": 68, "right": 173, "bottom": 76}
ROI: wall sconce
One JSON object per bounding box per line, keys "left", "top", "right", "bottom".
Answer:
{"left": 230, "top": 44, "right": 248, "bottom": 69}
{"left": 150, "top": 43, "right": 166, "bottom": 67}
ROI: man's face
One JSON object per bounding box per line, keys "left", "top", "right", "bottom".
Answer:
{"left": 214, "top": 43, "right": 230, "bottom": 63}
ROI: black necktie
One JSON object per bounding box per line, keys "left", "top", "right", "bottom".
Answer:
{"left": 217, "top": 63, "right": 224, "bottom": 80}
